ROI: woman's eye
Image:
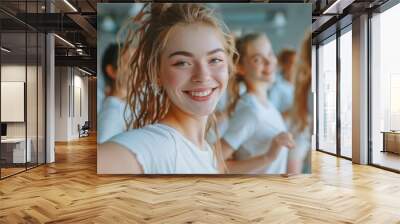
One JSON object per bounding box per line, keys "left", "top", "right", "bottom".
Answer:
{"left": 209, "top": 58, "right": 223, "bottom": 64}
{"left": 173, "top": 61, "right": 191, "bottom": 67}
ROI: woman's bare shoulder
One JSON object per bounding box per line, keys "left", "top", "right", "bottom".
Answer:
{"left": 97, "top": 142, "right": 144, "bottom": 174}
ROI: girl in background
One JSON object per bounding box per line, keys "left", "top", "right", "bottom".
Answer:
{"left": 268, "top": 48, "right": 297, "bottom": 119}
{"left": 98, "top": 43, "right": 131, "bottom": 144}
{"left": 220, "top": 33, "right": 295, "bottom": 174}
{"left": 287, "top": 33, "right": 313, "bottom": 174}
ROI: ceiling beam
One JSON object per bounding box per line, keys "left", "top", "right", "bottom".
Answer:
{"left": 67, "top": 13, "right": 97, "bottom": 39}
{"left": 55, "top": 55, "right": 96, "bottom": 74}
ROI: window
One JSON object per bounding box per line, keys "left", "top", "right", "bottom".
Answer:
{"left": 339, "top": 28, "right": 352, "bottom": 158}
{"left": 371, "top": 2, "right": 400, "bottom": 171}
{"left": 317, "top": 36, "right": 337, "bottom": 154}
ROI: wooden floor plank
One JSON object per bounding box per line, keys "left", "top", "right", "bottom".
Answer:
{"left": 0, "top": 134, "right": 399, "bottom": 223}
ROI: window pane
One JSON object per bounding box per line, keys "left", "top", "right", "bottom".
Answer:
{"left": 317, "top": 37, "right": 337, "bottom": 154}
{"left": 340, "top": 29, "right": 352, "bottom": 158}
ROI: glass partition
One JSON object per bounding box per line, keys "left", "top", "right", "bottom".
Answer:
{"left": 1, "top": 30, "right": 28, "bottom": 178}
{"left": 0, "top": 1, "right": 46, "bottom": 179}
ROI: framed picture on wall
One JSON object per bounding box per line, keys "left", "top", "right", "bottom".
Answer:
{"left": 97, "top": 3, "right": 312, "bottom": 175}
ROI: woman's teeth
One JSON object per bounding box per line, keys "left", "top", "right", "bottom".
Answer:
{"left": 188, "top": 89, "right": 212, "bottom": 97}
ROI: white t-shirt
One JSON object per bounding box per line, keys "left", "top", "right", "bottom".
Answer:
{"left": 98, "top": 96, "right": 130, "bottom": 144}
{"left": 223, "top": 93, "right": 289, "bottom": 174}
{"left": 287, "top": 116, "right": 312, "bottom": 162}
{"left": 287, "top": 90, "right": 313, "bottom": 162}
{"left": 110, "top": 123, "right": 219, "bottom": 174}
{"left": 268, "top": 73, "right": 294, "bottom": 113}
{"left": 289, "top": 125, "right": 311, "bottom": 162}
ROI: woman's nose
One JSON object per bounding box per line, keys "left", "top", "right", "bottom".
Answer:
{"left": 191, "top": 62, "right": 211, "bottom": 83}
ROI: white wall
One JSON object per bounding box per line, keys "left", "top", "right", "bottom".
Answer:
{"left": 71, "top": 73, "right": 89, "bottom": 138}
{"left": 54, "top": 67, "right": 89, "bottom": 141}
{"left": 1, "top": 65, "right": 40, "bottom": 137}
{"left": 1, "top": 65, "right": 26, "bottom": 140}
{"left": 55, "top": 67, "right": 69, "bottom": 141}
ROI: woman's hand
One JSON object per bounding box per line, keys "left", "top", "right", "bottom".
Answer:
{"left": 265, "top": 132, "right": 295, "bottom": 160}
{"left": 224, "top": 132, "right": 295, "bottom": 174}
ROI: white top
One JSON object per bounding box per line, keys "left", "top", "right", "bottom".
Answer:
{"left": 223, "top": 93, "right": 289, "bottom": 174}
{"left": 287, "top": 91, "right": 313, "bottom": 162}
{"left": 110, "top": 123, "right": 219, "bottom": 174}
{"left": 287, "top": 118, "right": 312, "bottom": 161}
{"left": 268, "top": 73, "right": 294, "bottom": 113}
{"left": 98, "top": 96, "right": 130, "bottom": 144}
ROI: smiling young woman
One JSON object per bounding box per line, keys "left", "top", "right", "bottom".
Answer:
{"left": 98, "top": 3, "right": 237, "bottom": 174}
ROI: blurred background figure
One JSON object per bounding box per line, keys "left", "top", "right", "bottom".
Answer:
{"left": 102, "top": 43, "right": 119, "bottom": 97}
{"left": 219, "top": 33, "right": 295, "bottom": 174}
{"left": 97, "top": 43, "right": 131, "bottom": 144}
{"left": 268, "top": 48, "right": 297, "bottom": 119}
{"left": 287, "top": 33, "right": 312, "bottom": 174}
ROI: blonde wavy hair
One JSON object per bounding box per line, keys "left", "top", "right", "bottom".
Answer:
{"left": 291, "top": 32, "right": 312, "bottom": 133}
{"left": 120, "top": 3, "right": 237, "bottom": 172}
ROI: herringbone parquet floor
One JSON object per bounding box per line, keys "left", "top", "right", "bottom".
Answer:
{"left": 1, "top": 134, "right": 400, "bottom": 223}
